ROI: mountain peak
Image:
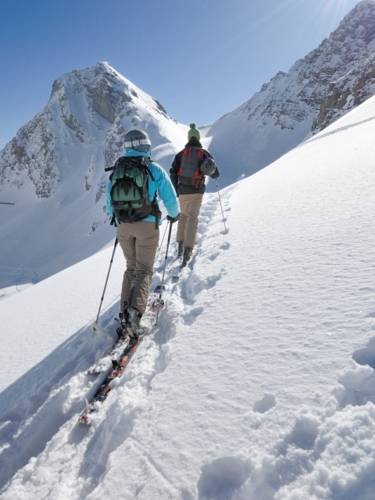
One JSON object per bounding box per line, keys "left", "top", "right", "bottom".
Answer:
{"left": 51, "top": 61, "right": 128, "bottom": 96}
{"left": 332, "top": 0, "right": 375, "bottom": 45}
{"left": 95, "top": 60, "right": 114, "bottom": 71}
{"left": 0, "top": 62, "right": 182, "bottom": 202}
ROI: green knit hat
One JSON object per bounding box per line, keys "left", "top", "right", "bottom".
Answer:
{"left": 188, "top": 123, "right": 200, "bottom": 141}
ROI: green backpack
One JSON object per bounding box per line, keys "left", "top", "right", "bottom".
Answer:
{"left": 109, "top": 156, "right": 160, "bottom": 223}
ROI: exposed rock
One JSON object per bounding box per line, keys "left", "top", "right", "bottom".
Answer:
{"left": 208, "top": 0, "right": 375, "bottom": 185}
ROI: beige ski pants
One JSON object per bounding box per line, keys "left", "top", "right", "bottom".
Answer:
{"left": 176, "top": 193, "right": 204, "bottom": 249}
{"left": 117, "top": 221, "right": 159, "bottom": 315}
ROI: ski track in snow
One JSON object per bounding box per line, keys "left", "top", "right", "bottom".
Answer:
{"left": 2, "top": 186, "right": 375, "bottom": 500}
{"left": 0, "top": 193, "right": 231, "bottom": 499}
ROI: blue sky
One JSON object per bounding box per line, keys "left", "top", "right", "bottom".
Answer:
{"left": 0, "top": 0, "right": 359, "bottom": 149}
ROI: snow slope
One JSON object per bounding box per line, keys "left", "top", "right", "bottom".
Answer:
{"left": 1, "top": 96, "right": 375, "bottom": 499}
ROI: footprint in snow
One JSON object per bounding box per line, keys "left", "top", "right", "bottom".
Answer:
{"left": 181, "top": 272, "right": 222, "bottom": 305}
{"left": 220, "top": 242, "right": 230, "bottom": 251}
{"left": 253, "top": 393, "right": 276, "bottom": 414}
{"left": 276, "top": 415, "right": 319, "bottom": 455}
{"left": 352, "top": 337, "right": 375, "bottom": 369}
{"left": 209, "top": 252, "right": 220, "bottom": 262}
{"left": 183, "top": 306, "right": 204, "bottom": 325}
{"left": 197, "top": 456, "right": 251, "bottom": 500}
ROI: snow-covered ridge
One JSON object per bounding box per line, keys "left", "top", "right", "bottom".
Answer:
{"left": 207, "top": 0, "right": 375, "bottom": 185}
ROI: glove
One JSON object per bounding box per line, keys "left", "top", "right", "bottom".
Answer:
{"left": 167, "top": 214, "right": 179, "bottom": 223}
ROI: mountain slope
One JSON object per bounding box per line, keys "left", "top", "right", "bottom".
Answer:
{"left": 0, "top": 62, "right": 187, "bottom": 289}
{"left": 207, "top": 0, "right": 375, "bottom": 185}
{"left": 1, "top": 94, "right": 375, "bottom": 499}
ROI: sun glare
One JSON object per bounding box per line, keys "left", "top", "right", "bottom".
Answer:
{"left": 322, "top": 0, "right": 356, "bottom": 16}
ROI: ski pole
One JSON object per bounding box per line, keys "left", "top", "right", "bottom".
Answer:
{"left": 216, "top": 183, "right": 228, "bottom": 234}
{"left": 93, "top": 238, "right": 118, "bottom": 331}
{"left": 155, "top": 221, "right": 173, "bottom": 325}
{"left": 155, "top": 222, "right": 169, "bottom": 265}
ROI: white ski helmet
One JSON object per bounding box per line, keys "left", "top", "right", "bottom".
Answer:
{"left": 124, "top": 129, "right": 151, "bottom": 154}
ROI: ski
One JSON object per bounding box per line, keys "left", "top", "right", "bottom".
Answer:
{"left": 86, "top": 318, "right": 131, "bottom": 376}
{"left": 79, "top": 333, "right": 142, "bottom": 425}
{"left": 86, "top": 334, "right": 129, "bottom": 376}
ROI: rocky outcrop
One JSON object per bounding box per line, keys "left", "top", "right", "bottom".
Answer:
{"left": 0, "top": 110, "right": 58, "bottom": 198}
{"left": 313, "top": 55, "right": 375, "bottom": 131}
{"left": 208, "top": 0, "right": 375, "bottom": 185}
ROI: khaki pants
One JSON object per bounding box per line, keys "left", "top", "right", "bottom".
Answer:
{"left": 176, "top": 193, "right": 203, "bottom": 249}
{"left": 117, "top": 221, "right": 159, "bottom": 315}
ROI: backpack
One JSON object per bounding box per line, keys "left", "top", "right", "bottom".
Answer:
{"left": 177, "top": 147, "right": 206, "bottom": 188}
{"left": 109, "top": 156, "right": 160, "bottom": 223}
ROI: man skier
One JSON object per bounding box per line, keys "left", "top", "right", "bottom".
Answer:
{"left": 170, "top": 123, "right": 219, "bottom": 266}
{"left": 106, "top": 129, "right": 179, "bottom": 335}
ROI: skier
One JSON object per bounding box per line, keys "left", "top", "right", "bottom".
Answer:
{"left": 106, "top": 129, "right": 179, "bottom": 335}
{"left": 170, "top": 123, "right": 219, "bottom": 266}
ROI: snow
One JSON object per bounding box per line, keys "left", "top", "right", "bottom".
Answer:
{"left": 1, "top": 94, "right": 375, "bottom": 499}
{"left": 0, "top": 283, "right": 32, "bottom": 301}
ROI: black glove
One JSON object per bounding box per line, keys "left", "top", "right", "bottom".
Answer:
{"left": 167, "top": 214, "right": 179, "bottom": 223}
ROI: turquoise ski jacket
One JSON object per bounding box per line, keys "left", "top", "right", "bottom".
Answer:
{"left": 106, "top": 149, "right": 180, "bottom": 224}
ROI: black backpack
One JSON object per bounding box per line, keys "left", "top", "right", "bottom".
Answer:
{"left": 109, "top": 156, "right": 160, "bottom": 223}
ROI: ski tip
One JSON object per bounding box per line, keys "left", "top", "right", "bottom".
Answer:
{"left": 78, "top": 398, "right": 92, "bottom": 425}
{"left": 78, "top": 413, "right": 91, "bottom": 425}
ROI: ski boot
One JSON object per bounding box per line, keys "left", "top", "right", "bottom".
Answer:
{"left": 127, "top": 307, "right": 142, "bottom": 338}
{"left": 117, "top": 311, "right": 130, "bottom": 339}
{"left": 177, "top": 241, "right": 184, "bottom": 259}
{"left": 181, "top": 247, "right": 192, "bottom": 268}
